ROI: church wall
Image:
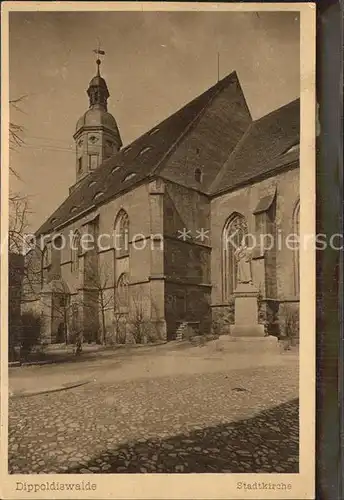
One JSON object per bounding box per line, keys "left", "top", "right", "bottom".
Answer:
{"left": 98, "top": 183, "right": 152, "bottom": 286}
{"left": 55, "top": 183, "right": 151, "bottom": 290}
{"left": 211, "top": 166, "right": 299, "bottom": 335}
{"left": 24, "top": 182, "right": 169, "bottom": 344}
{"left": 163, "top": 181, "right": 212, "bottom": 339}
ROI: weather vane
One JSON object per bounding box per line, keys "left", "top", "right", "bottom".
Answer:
{"left": 93, "top": 38, "right": 105, "bottom": 75}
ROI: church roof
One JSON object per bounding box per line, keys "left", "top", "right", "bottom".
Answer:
{"left": 36, "top": 71, "right": 244, "bottom": 236}
{"left": 36, "top": 72, "right": 299, "bottom": 237}
{"left": 209, "top": 98, "right": 300, "bottom": 195}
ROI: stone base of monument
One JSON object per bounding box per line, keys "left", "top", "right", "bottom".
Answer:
{"left": 215, "top": 335, "right": 280, "bottom": 354}
{"left": 231, "top": 282, "right": 265, "bottom": 337}
{"left": 231, "top": 324, "right": 265, "bottom": 337}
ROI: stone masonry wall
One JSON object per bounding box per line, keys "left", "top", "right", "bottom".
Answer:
{"left": 163, "top": 181, "right": 211, "bottom": 339}
{"left": 210, "top": 167, "right": 299, "bottom": 336}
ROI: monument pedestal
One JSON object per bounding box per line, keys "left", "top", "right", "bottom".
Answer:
{"left": 214, "top": 335, "right": 279, "bottom": 353}
{"left": 231, "top": 283, "right": 265, "bottom": 337}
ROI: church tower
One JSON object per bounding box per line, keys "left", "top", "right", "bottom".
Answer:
{"left": 73, "top": 56, "right": 122, "bottom": 184}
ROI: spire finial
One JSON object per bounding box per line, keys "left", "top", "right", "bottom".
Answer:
{"left": 96, "top": 58, "right": 101, "bottom": 76}
{"left": 88, "top": 40, "right": 109, "bottom": 110}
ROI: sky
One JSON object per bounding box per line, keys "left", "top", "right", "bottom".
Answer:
{"left": 9, "top": 10, "right": 300, "bottom": 232}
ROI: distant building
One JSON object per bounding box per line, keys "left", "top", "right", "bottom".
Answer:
{"left": 23, "top": 60, "right": 300, "bottom": 344}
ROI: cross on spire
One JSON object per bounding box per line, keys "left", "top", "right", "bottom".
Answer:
{"left": 93, "top": 38, "right": 105, "bottom": 75}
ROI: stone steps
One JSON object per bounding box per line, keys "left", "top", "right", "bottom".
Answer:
{"left": 175, "top": 322, "right": 188, "bottom": 341}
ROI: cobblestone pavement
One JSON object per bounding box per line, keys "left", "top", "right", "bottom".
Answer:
{"left": 9, "top": 364, "right": 298, "bottom": 474}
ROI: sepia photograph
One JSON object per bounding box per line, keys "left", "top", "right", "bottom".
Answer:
{"left": 1, "top": 3, "right": 316, "bottom": 499}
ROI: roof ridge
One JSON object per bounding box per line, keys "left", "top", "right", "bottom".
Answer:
{"left": 35, "top": 71, "right": 244, "bottom": 236}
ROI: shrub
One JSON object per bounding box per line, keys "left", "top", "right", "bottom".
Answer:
{"left": 144, "top": 322, "right": 162, "bottom": 343}
{"left": 128, "top": 319, "right": 161, "bottom": 344}
{"left": 115, "top": 324, "right": 127, "bottom": 344}
{"left": 211, "top": 318, "right": 222, "bottom": 337}
{"left": 19, "top": 311, "right": 43, "bottom": 360}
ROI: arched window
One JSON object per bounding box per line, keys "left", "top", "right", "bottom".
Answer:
{"left": 222, "top": 213, "right": 248, "bottom": 301}
{"left": 114, "top": 209, "right": 129, "bottom": 258}
{"left": 42, "top": 245, "right": 50, "bottom": 268}
{"left": 71, "top": 231, "right": 81, "bottom": 272}
{"left": 116, "top": 273, "right": 129, "bottom": 309}
{"left": 41, "top": 246, "right": 49, "bottom": 287}
{"left": 293, "top": 200, "right": 300, "bottom": 296}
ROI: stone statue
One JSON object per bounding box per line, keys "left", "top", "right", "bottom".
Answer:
{"left": 234, "top": 238, "right": 252, "bottom": 284}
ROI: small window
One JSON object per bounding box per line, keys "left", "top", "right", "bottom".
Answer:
{"left": 124, "top": 146, "right": 132, "bottom": 154}
{"left": 78, "top": 157, "right": 82, "bottom": 173}
{"left": 123, "top": 172, "right": 136, "bottom": 182}
{"left": 283, "top": 143, "right": 300, "bottom": 155}
{"left": 50, "top": 217, "right": 57, "bottom": 224}
{"left": 70, "top": 206, "right": 78, "bottom": 213}
{"left": 139, "top": 146, "right": 151, "bottom": 156}
{"left": 111, "top": 166, "right": 120, "bottom": 174}
{"left": 149, "top": 128, "right": 159, "bottom": 136}
{"left": 89, "top": 154, "right": 98, "bottom": 170}
{"left": 89, "top": 180, "right": 96, "bottom": 187}
{"left": 89, "top": 135, "right": 98, "bottom": 144}
{"left": 194, "top": 168, "right": 202, "bottom": 183}
{"left": 93, "top": 191, "right": 104, "bottom": 200}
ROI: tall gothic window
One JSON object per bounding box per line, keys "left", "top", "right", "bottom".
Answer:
{"left": 293, "top": 200, "right": 300, "bottom": 296}
{"left": 114, "top": 209, "right": 129, "bottom": 258}
{"left": 222, "top": 213, "right": 248, "bottom": 301}
{"left": 71, "top": 231, "right": 81, "bottom": 272}
{"left": 41, "top": 245, "right": 50, "bottom": 287}
{"left": 116, "top": 273, "right": 129, "bottom": 309}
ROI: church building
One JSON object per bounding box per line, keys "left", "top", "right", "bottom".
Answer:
{"left": 23, "top": 58, "right": 300, "bottom": 344}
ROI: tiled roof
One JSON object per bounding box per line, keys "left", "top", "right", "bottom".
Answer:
{"left": 36, "top": 74, "right": 299, "bottom": 237}
{"left": 209, "top": 98, "right": 300, "bottom": 195}
{"left": 36, "top": 71, "right": 239, "bottom": 236}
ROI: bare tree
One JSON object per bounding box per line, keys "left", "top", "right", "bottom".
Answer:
{"left": 84, "top": 259, "right": 117, "bottom": 345}
{"left": 8, "top": 95, "right": 31, "bottom": 255}
{"left": 129, "top": 288, "right": 162, "bottom": 344}
{"left": 9, "top": 95, "right": 27, "bottom": 180}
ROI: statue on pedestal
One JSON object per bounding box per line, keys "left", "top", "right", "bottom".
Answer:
{"left": 234, "top": 239, "right": 252, "bottom": 285}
